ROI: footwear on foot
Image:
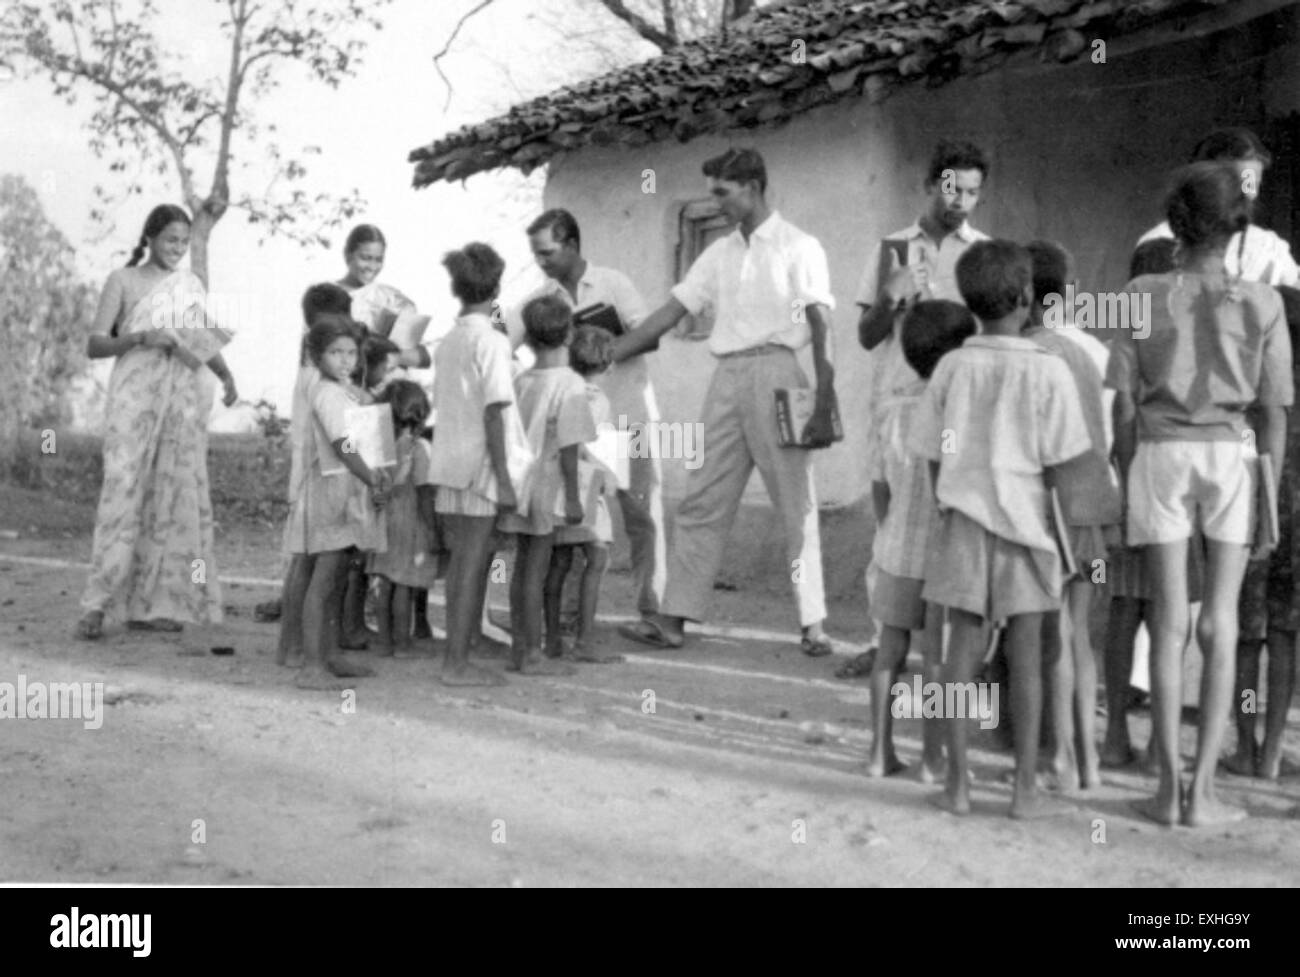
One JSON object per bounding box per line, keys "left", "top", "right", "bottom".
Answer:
{"left": 801, "top": 634, "right": 835, "bottom": 657}
{"left": 75, "top": 610, "right": 105, "bottom": 641}
{"left": 618, "top": 617, "right": 682, "bottom": 649}
{"left": 253, "top": 600, "right": 282, "bottom": 623}
{"left": 834, "top": 647, "right": 876, "bottom": 678}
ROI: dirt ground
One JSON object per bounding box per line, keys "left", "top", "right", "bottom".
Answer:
{"left": 1, "top": 484, "right": 1297, "bottom": 886}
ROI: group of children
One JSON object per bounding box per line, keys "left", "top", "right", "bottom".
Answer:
{"left": 280, "top": 240, "right": 626, "bottom": 690}
{"left": 864, "top": 160, "right": 1298, "bottom": 826}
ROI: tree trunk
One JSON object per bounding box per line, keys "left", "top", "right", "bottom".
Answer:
{"left": 189, "top": 209, "right": 216, "bottom": 288}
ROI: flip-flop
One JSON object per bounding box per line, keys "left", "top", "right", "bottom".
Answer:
{"left": 834, "top": 647, "right": 876, "bottom": 679}
{"left": 127, "top": 619, "right": 183, "bottom": 633}
{"left": 75, "top": 611, "right": 104, "bottom": 641}
{"left": 618, "top": 618, "right": 682, "bottom": 649}
{"left": 801, "top": 635, "right": 835, "bottom": 657}
{"left": 253, "top": 600, "right": 282, "bottom": 623}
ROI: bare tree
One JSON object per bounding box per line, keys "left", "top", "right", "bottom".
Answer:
{"left": 6, "top": 0, "right": 393, "bottom": 285}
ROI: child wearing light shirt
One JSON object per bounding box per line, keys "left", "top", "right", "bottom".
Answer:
{"left": 909, "top": 240, "right": 1091, "bottom": 819}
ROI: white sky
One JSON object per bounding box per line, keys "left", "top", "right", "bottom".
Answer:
{"left": 2, "top": 0, "right": 653, "bottom": 429}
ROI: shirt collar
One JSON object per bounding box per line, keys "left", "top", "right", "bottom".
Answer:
{"left": 898, "top": 219, "right": 982, "bottom": 243}
{"left": 964, "top": 334, "right": 1047, "bottom": 352}
{"left": 730, "top": 210, "right": 782, "bottom": 245}
{"left": 458, "top": 312, "right": 494, "bottom": 329}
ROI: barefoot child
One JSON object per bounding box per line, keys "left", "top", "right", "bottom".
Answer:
{"left": 1024, "top": 240, "right": 1123, "bottom": 792}
{"left": 909, "top": 240, "right": 1091, "bottom": 818}
{"left": 866, "top": 300, "right": 975, "bottom": 780}
{"left": 287, "top": 315, "right": 391, "bottom": 689}
{"left": 1227, "top": 283, "right": 1300, "bottom": 780}
{"left": 277, "top": 283, "right": 355, "bottom": 667}
{"left": 544, "top": 326, "right": 624, "bottom": 664}
{"left": 500, "top": 295, "right": 595, "bottom": 676}
{"left": 1109, "top": 162, "right": 1292, "bottom": 826}
{"left": 368, "top": 380, "right": 439, "bottom": 658}
{"left": 430, "top": 243, "right": 521, "bottom": 687}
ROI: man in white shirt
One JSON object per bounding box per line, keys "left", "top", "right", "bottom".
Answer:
{"left": 1136, "top": 127, "right": 1299, "bottom": 287}
{"left": 615, "top": 148, "right": 840, "bottom": 655}
{"left": 512, "top": 209, "right": 667, "bottom": 630}
{"left": 844, "top": 140, "right": 991, "bottom": 678}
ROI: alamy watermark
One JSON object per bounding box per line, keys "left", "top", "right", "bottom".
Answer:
{"left": 600, "top": 415, "right": 704, "bottom": 470}
{"left": 0, "top": 675, "right": 104, "bottom": 729}
{"left": 890, "top": 675, "right": 1000, "bottom": 730}
{"left": 1043, "top": 284, "right": 1151, "bottom": 338}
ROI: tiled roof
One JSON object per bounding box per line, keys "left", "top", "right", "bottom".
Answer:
{"left": 410, "top": 0, "right": 1240, "bottom": 186}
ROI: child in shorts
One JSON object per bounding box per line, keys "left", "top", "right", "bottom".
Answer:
{"left": 1227, "top": 284, "right": 1300, "bottom": 780}
{"left": 909, "top": 240, "right": 1091, "bottom": 819}
{"left": 1108, "top": 162, "right": 1293, "bottom": 826}
{"left": 866, "top": 300, "right": 975, "bottom": 780}
{"left": 544, "top": 326, "right": 624, "bottom": 664}
{"left": 1023, "top": 240, "right": 1123, "bottom": 792}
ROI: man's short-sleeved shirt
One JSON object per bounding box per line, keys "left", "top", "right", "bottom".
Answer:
{"left": 1105, "top": 272, "right": 1294, "bottom": 442}
{"left": 856, "top": 221, "right": 990, "bottom": 420}
{"left": 670, "top": 211, "right": 835, "bottom": 356}
{"left": 511, "top": 264, "right": 655, "bottom": 423}
{"left": 429, "top": 313, "right": 517, "bottom": 490}
{"left": 1137, "top": 222, "right": 1299, "bottom": 287}
{"left": 908, "top": 335, "right": 1091, "bottom": 553}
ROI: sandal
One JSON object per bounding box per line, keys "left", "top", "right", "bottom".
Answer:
{"left": 127, "top": 619, "right": 183, "bottom": 633}
{"left": 801, "top": 634, "right": 835, "bottom": 657}
{"left": 75, "top": 611, "right": 105, "bottom": 641}
{"left": 618, "top": 617, "right": 683, "bottom": 649}
{"left": 253, "top": 599, "right": 283, "bottom": 623}
{"left": 834, "top": 647, "right": 877, "bottom": 679}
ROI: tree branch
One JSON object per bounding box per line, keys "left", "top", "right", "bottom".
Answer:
{"left": 433, "top": 0, "right": 496, "bottom": 112}
{"left": 596, "top": 0, "right": 676, "bottom": 50}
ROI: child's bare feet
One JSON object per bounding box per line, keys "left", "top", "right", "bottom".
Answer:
{"left": 1131, "top": 788, "right": 1180, "bottom": 827}
{"left": 1079, "top": 759, "right": 1102, "bottom": 791}
{"left": 393, "top": 638, "right": 438, "bottom": 660}
{"left": 1220, "top": 740, "right": 1259, "bottom": 777}
{"left": 441, "top": 662, "right": 506, "bottom": 687}
{"left": 283, "top": 649, "right": 305, "bottom": 668}
{"left": 1181, "top": 795, "right": 1247, "bottom": 827}
{"left": 372, "top": 640, "right": 396, "bottom": 658}
{"left": 544, "top": 634, "right": 568, "bottom": 659}
{"left": 1047, "top": 751, "right": 1080, "bottom": 794}
{"left": 1100, "top": 741, "right": 1137, "bottom": 769}
{"left": 1259, "top": 754, "right": 1300, "bottom": 781}
{"left": 326, "top": 655, "right": 374, "bottom": 678}
{"left": 571, "top": 643, "right": 624, "bottom": 664}
{"left": 915, "top": 758, "right": 945, "bottom": 785}
{"left": 510, "top": 650, "right": 577, "bottom": 676}
{"left": 470, "top": 631, "right": 511, "bottom": 659}
{"left": 1009, "top": 792, "right": 1074, "bottom": 820}
{"left": 865, "top": 754, "right": 907, "bottom": 778}
{"left": 928, "top": 789, "right": 970, "bottom": 816}
{"left": 295, "top": 667, "right": 353, "bottom": 690}
{"left": 1139, "top": 744, "right": 1161, "bottom": 777}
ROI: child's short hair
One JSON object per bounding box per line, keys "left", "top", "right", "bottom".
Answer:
{"left": 702, "top": 148, "right": 767, "bottom": 195}
{"left": 1165, "top": 161, "right": 1250, "bottom": 250}
{"left": 1026, "top": 240, "right": 1073, "bottom": 307}
{"left": 377, "top": 379, "right": 431, "bottom": 431}
{"left": 443, "top": 243, "right": 504, "bottom": 305}
{"left": 305, "top": 313, "right": 363, "bottom": 369}
{"left": 521, "top": 294, "right": 572, "bottom": 350}
{"left": 301, "top": 282, "right": 352, "bottom": 325}
{"left": 927, "top": 139, "right": 990, "bottom": 185}
{"left": 956, "top": 240, "right": 1031, "bottom": 321}
{"left": 901, "top": 300, "right": 977, "bottom": 379}
{"left": 569, "top": 325, "right": 613, "bottom": 377}
{"left": 1129, "top": 238, "right": 1177, "bottom": 278}
{"left": 1190, "top": 127, "right": 1272, "bottom": 168}
{"left": 362, "top": 334, "right": 400, "bottom": 386}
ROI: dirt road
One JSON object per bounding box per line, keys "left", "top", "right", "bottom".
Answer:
{"left": 1, "top": 488, "right": 1297, "bottom": 886}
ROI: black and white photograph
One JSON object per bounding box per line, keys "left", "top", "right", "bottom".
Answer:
{"left": 2, "top": 0, "right": 1299, "bottom": 904}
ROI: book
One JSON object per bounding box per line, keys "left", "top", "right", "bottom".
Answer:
{"left": 588, "top": 424, "right": 631, "bottom": 491}
{"left": 1049, "top": 487, "right": 1078, "bottom": 578}
{"left": 388, "top": 310, "right": 432, "bottom": 350}
{"left": 162, "top": 322, "right": 234, "bottom": 371}
{"left": 572, "top": 302, "right": 625, "bottom": 337}
{"left": 1255, "top": 453, "right": 1280, "bottom": 553}
{"left": 774, "top": 388, "right": 843, "bottom": 448}
{"left": 319, "top": 403, "right": 397, "bottom": 476}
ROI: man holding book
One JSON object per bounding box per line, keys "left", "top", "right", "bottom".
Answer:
{"left": 613, "top": 148, "right": 841, "bottom": 655}
{"left": 512, "top": 208, "right": 668, "bottom": 631}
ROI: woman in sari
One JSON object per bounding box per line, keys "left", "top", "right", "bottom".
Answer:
{"left": 75, "top": 205, "right": 239, "bottom": 640}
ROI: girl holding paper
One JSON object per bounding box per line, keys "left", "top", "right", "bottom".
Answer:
{"left": 76, "top": 205, "right": 239, "bottom": 641}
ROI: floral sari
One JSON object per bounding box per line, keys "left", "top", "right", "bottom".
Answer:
{"left": 80, "top": 270, "right": 222, "bottom": 624}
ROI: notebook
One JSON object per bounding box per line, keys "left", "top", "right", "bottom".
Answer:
{"left": 319, "top": 403, "right": 398, "bottom": 476}
{"left": 1049, "top": 487, "right": 1077, "bottom": 578}
{"left": 774, "top": 388, "right": 843, "bottom": 448}
{"left": 572, "top": 302, "right": 625, "bottom": 337}
{"left": 1255, "top": 453, "right": 1280, "bottom": 553}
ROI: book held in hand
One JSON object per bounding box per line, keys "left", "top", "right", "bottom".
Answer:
{"left": 774, "top": 388, "right": 843, "bottom": 448}
{"left": 162, "top": 322, "right": 234, "bottom": 371}
{"left": 572, "top": 302, "right": 625, "bottom": 337}
{"left": 320, "top": 404, "right": 398, "bottom": 476}
{"left": 1254, "top": 453, "right": 1280, "bottom": 554}
{"left": 1049, "top": 487, "right": 1078, "bottom": 578}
